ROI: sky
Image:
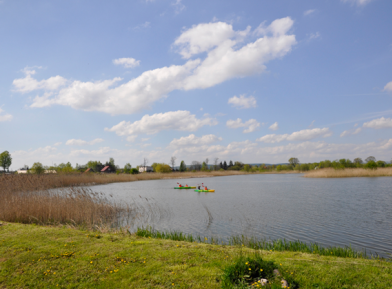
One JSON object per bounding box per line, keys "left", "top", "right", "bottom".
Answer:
{"left": 1, "top": 0, "right": 392, "bottom": 170}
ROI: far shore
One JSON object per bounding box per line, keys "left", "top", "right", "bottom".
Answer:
{"left": 304, "top": 167, "right": 392, "bottom": 178}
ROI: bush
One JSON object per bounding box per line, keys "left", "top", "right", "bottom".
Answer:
{"left": 221, "top": 255, "right": 298, "bottom": 289}
{"left": 31, "top": 162, "right": 45, "bottom": 174}
{"left": 131, "top": 168, "right": 139, "bottom": 174}
{"left": 364, "top": 160, "right": 377, "bottom": 170}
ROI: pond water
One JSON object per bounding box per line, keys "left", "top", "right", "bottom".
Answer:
{"left": 89, "top": 174, "right": 392, "bottom": 257}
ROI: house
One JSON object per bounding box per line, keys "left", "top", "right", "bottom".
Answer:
{"left": 84, "top": 168, "right": 94, "bottom": 173}
{"left": 101, "top": 166, "right": 115, "bottom": 173}
{"left": 17, "top": 166, "right": 29, "bottom": 174}
{"left": 139, "top": 166, "right": 153, "bottom": 173}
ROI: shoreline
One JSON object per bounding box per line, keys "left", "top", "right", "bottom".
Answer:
{"left": 304, "top": 167, "right": 392, "bottom": 178}
{"left": 1, "top": 222, "right": 391, "bottom": 288}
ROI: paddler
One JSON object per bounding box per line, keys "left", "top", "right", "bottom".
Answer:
{"left": 185, "top": 184, "right": 188, "bottom": 187}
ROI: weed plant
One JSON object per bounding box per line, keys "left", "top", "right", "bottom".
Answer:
{"left": 136, "top": 227, "right": 371, "bottom": 259}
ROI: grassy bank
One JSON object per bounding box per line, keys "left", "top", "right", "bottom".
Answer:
{"left": 0, "top": 223, "right": 391, "bottom": 288}
{"left": 304, "top": 167, "right": 392, "bottom": 178}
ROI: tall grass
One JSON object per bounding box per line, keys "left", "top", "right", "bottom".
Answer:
{"left": 304, "top": 167, "right": 392, "bottom": 178}
{"left": 136, "top": 227, "right": 371, "bottom": 259}
{"left": 0, "top": 174, "right": 166, "bottom": 231}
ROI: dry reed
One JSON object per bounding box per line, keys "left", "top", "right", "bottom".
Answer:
{"left": 304, "top": 167, "right": 392, "bottom": 178}
{"left": 0, "top": 174, "right": 167, "bottom": 230}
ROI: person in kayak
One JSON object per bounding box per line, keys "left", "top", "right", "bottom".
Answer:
{"left": 204, "top": 185, "right": 208, "bottom": 190}
{"left": 198, "top": 185, "right": 201, "bottom": 190}
{"left": 178, "top": 184, "right": 182, "bottom": 187}
{"left": 185, "top": 184, "right": 188, "bottom": 187}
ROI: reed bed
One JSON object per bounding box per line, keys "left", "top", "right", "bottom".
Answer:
{"left": 304, "top": 167, "right": 392, "bottom": 178}
{"left": 0, "top": 171, "right": 250, "bottom": 192}
{"left": 136, "top": 227, "right": 371, "bottom": 259}
{"left": 0, "top": 174, "right": 167, "bottom": 231}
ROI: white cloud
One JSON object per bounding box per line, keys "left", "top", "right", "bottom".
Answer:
{"left": 269, "top": 122, "right": 279, "bottom": 131}
{"left": 141, "top": 138, "right": 150, "bottom": 142}
{"left": 363, "top": 117, "right": 392, "bottom": 129}
{"left": 65, "top": 138, "right": 104, "bottom": 146}
{"left": 172, "top": 0, "right": 185, "bottom": 14}
{"left": 304, "top": 9, "right": 316, "bottom": 16}
{"left": 106, "top": 110, "right": 218, "bottom": 138}
{"left": 384, "top": 81, "right": 392, "bottom": 92}
{"left": 226, "top": 118, "right": 260, "bottom": 133}
{"left": 54, "top": 142, "right": 62, "bottom": 146}
{"left": 113, "top": 58, "right": 140, "bottom": 68}
{"left": 228, "top": 95, "right": 257, "bottom": 109}
{"left": 170, "top": 134, "right": 222, "bottom": 147}
{"left": 257, "top": 128, "right": 332, "bottom": 143}
{"left": 21, "top": 17, "right": 296, "bottom": 115}
{"left": 308, "top": 32, "right": 320, "bottom": 40}
{"left": 341, "top": 0, "right": 373, "bottom": 6}
{"left": 133, "top": 21, "right": 150, "bottom": 30}
{"left": 13, "top": 68, "right": 67, "bottom": 93}
{"left": 340, "top": 127, "right": 362, "bottom": 137}
{"left": 0, "top": 107, "right": 12, "bottom": 122}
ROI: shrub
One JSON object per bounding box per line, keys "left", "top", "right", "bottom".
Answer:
{"left": 131, "top": 168, "right": 139, "bottom": 174}
{"left": 155, "top": 164, "right": 172, "bottom": 173}
{"left": 221, "top": 255, "right": 298, "bottom": 289}
{"left": 364, "top": 160, "right": 377, "bottom": 170}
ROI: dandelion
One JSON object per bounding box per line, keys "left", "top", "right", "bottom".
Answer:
{"left": 260, "top": 269, "right": 263, "bottom": 272}
{"left": 172, "top": 284, "right": 174, "bottom": 286}
{"left": 248, "top": 268, "right": 251, "bottom": 270}
{"left": 53, "top": 272, "right": 56, "bottom": 274}
{"left": 90, "top": 261, "right": 93, "bottom": 264}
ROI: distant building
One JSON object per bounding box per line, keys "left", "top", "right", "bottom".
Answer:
{"left": 84, "top": 168, "right": 94, "bottom": 173}
{"left": 139, "top": 166, "right": 153, "bottom": 173}
{"left": 17, "top": 166, "right": 29, "bottom": 174}
{"left": 101, "top": 166, "right": 115, "bottom": 173}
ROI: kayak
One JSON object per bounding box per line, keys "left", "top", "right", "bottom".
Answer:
{"left": 174, "top": 187, "right": 196, "bottom": 189}
{"left": 194, "top": 189, "right": 215, "bottom": 192}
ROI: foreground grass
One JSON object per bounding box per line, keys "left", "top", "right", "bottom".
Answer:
{"left": 304, "top": 167, "right": 392, "bottom": 178}
{"left": 1, "top": 223, "right": 392, "bottom": 288}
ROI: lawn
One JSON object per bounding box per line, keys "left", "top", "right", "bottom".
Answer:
{"left": 0, "top": 222, "right": 391, "bottom": 288}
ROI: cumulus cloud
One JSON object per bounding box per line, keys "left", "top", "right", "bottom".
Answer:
{"left": 65, "top": 138, "right": 104, "bottom": 146}
{"left": 257, "top": 128, "right": 332, "bottom": 143}
{"left": 0, "top": 107, "right": 12, "bottom": 122}
{"left": 363, "top": 117, "right": 392, "bottom": 129}
{"left": 228, "top": 95, "right": 257, "bottom": 109}
{"left": 304, "top": 9, "right": 316, "bottom": 16}
{"left": 226, "top": 118, "right": 260, "bottom": 133}
{"left": 19, "top": 17, "right": 296, "bottom": 115}
{"left": 170, "top": 134, "right": 222, "bottom": 147}
{"left": 269, "top": 122, "right": 279, "bottom": 131}
{"left": 13, "top": 68, "right": 67, "bottom": 93}
{"left": 340, "top": 127, "right": 362, "bottom": 137}
{"left": 113, "top": 58, "right": 140, "bottom": 68}
{"left": 106, "top": 111, "right": 218, "bottom": 138}
{"left": 384, "top": 81, "right": 392, "bottom": 92}
{"left": 341, "top": 0, "right": 373, "bottom": 6}
{"left": 54, "top": 142, "right": 62, "bottom": 146}
{"left": 308, "top": 32, "right": 320, "bottom": 40}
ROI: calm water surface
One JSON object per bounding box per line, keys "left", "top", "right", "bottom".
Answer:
{"left": 89, "top": 174, "right": 392, "bottom": 257}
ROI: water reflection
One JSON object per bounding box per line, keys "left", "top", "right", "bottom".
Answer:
{"left": 89, "top": 174, "right": 392, "bottom": 257}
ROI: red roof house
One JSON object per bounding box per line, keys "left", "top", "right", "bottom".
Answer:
{"left": 101, "top": 166, "right": 114, "bottom": 173}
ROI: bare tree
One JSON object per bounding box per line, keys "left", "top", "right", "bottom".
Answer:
{"left": 190, "top": 161, "right": 202, "bottom": 171}
{"left": 365, "top": 156, "right": 376, "bottom": 163}
{"left": 213, "top": 158, "right": 219, "bottom": 171}
{"left": 170, "top": 156, "right": 177, "bottom": 169}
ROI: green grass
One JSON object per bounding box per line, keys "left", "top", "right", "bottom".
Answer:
{"left": 137, "top": 227, "right": 370, "bottom": 259}
{"left": 1, "top": 222, "right": 392, "bottom": 288}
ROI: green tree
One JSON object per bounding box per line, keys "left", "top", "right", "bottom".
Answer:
{"left": 243, "top": 164, "right": 250, "bottom": 172}
{"left": 179, "top": 161, "right": 186, "bottom": 172}
{"left": 31, "top": 162, "right": 45, "bottom": 174}
{"left": 223, "top": 161, "right": 227, "bottom": 170}
{"left": 364, "top": 160, "right": 377, "bottom": 170}
{"left": 124, "top": 163, "right": 132, "bottom": 173}
{"left": 229, "top": 160, "right": 233, "bottom": 167}
{"left": 0, "top": 151, "right": 12, "bottom": 172}
{"left": 87, "top": 161, "right": 102, "bottom": 172}
{"left": 288, "top": 157, "right": 299, "bottom": 167}
{"left": 376, "top": 160, "right": 386, "bottom": 167}
{"left": 201, "top": 162, "right": 208, "bottom": 171}
{"left": 353, "top": 158, "right": 363, "bottom": 165}
{"left": 155, "top": 163, "right": 172, "bottom": 173}
{"left": 300, "top": 164, "right": 309, "bottom": 171}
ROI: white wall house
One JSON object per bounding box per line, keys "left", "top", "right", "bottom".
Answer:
{"left": 139, "top": 166, "right": 153, "bottom": 173}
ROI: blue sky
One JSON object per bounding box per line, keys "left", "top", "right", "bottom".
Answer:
{"left": 1, "top": 0, "right": 392, "bottom": 169}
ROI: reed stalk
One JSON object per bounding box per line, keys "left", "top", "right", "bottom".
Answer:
{"left": 304, "top": 167, "right": 392, "bottom": 178}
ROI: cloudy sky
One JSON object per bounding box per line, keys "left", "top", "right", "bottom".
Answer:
{"left": 1, "top": 0, "right": 392, "bottom": 169}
